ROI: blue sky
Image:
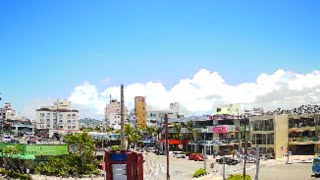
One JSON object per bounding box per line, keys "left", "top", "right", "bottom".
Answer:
{"left": 0, "top": 1, "right": 320, "bottom": 117}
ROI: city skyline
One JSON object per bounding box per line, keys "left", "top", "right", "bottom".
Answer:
{"left": 0, "top": 1, "right": 319, "bottom": 119}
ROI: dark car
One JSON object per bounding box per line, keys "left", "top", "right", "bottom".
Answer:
{"left": 154, "top": 149, "right": 166, "bottom": 155}
{"left": 217, "top": 157, "right": 239, "bottom": 165}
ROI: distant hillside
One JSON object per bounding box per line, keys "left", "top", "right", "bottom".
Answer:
{"left": 79, "top": 118, "right": 103, "bottom": 124}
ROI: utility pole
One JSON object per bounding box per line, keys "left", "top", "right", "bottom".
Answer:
{"left": 255, "top": 145, "right": 260, "bottom": 180}
{"left": 222, "top": 155, "right": 226, "bottom": 180}
{"left": 165, "top": 114, "right": 170, "bottom": 180}
{"left": 242, "top": 115, "right": 249, "bottom": 180}
{"left": 120, "top": 84, "right": 126, "bottom": 150}
{"left": 203, "top": 131, "right": 206, "bottom": 171}
{"left": 0, "top": 93, "right": 2, "bottom": 136}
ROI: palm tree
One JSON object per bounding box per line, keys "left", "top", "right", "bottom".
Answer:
{"left": 185, "top": 120, "right": 194, "bottom": 151}
{"left": 173, "top": 123, "right": 182, "bottom": 144}
{"left": 125, "top": 124, "right": 143, "bottom": 150}
{"left": 192, "top": 129, "right": 201, "bottom": 152}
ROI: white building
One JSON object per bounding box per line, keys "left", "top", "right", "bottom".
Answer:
{"left": 35, "top": 99, "right": 80, "bottom": 131}
{"left": 105, "top": 98, "right": 128, "bottom": 130}
{"left": 0, "top": 103, "right": 16, "bottom": 121}
{"left": 146, "top": 102, "right": 184, "bottom": 126}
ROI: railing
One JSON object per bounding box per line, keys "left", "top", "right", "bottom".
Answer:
{"left": 289, "top": 136, "right": 318, "bottom": 142}
{"left": 188, "top": 139, "right": 239, "bottom": 145}
{"left": 289, "top": 123, "right": 315, "bottom": 128}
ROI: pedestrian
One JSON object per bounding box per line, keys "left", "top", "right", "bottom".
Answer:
{"left": 232, "top": 149, "right": 235, "bottom": 159}
{"left": 213, "top": 149, "right": 216, "bottom": 158}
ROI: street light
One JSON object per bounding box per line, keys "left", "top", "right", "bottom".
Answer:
{"left": 240, "top": 114, "right": 249, "bottom": 180}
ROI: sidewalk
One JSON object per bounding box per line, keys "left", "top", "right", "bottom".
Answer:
{"left": 192, "top": 174, "right": 223, "bottom": 180}
{"left": 276, "top": 155, "right": 313, "bottom": 163}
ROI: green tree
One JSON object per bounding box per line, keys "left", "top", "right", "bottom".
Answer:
{"left": 173, "top": 123, "right": 182, "bottom": 140}
{"left": 184, "top": 120, "right": 194, "bottom": 151}
{"left": 62, "top": 133, "right": 98, "bottom": 174}
{"left": 125, "top": 124, "right": 142, "bottom": 150}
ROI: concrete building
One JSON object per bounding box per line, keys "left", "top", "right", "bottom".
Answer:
{"left": 250, "top": 113, "right": 320, "bottom": 159}
{"left": 250, "top": 114, "right": 288, "bottom": 159}
{"left": 146, "top": 102, "right": 184, "bottom": 127}
{"left": 288, "top": 113, "right": 320, "bottom": 155}
{"left": 105, "top": 98, "right": 128, "bottom": 130}
{"left": 36, "top": 99, "right": 80, "bottom": 132}
{"left": 135, "top": 96, "right": 146, "bottom": 128}
{"left": 0, "top": 103, "right": 16, "bottom": 121}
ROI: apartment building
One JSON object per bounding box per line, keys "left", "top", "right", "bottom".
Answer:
{"left": 146, "top": 102, "right": 184, "bottom": 127}
{"left": 105, "top": 98, "right": 128, "bottom": 130}
{"left": 135, "top": 96, "right": 146, "bottom": 128}
{"left": 36, "top": 99, "right": 80, "bottom": 132}
{"left": 0, "top": 103, "right": 16, "bottom": 121}
{"left": 288, "top": 113, "right": 320, "bottom": 155}
{"left": 250, "top": 112, "right": 320, "bottom": 159}
{"left": 250, "top": 114, "right": 289, "bottom": 159}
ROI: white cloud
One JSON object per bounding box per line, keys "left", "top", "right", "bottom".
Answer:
{"left": 66, "top": 69, "right": 320, "bottom": 119}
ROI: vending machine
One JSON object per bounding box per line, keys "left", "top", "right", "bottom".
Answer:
{"left": 105, "top": 150, "right": 143, "bottom": 180}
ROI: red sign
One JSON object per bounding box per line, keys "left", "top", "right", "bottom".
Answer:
{"left": 213, "top": 126, "right": 227, "bottom": 134}
{"left": 159, "top": 139, "right": 188, "bottom": 145}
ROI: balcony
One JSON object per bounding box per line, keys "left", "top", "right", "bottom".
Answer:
{"left": 288, "top": 123, "right": 315, "bottom": 132}
{"left": 289, "top": 136, "right": 319, "bottom": 145}
{"left": 188, "top": 139, "right": 239, "bottom": 146}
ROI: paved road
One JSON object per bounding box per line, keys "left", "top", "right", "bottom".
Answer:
{"left": 143, "top": 153, "right": 258, "bottom": 180}
{"left": 144, "top": 153, "right": 314, "bottom": 180}
{"left": 247, "top": 163, "right": 314, "bottom": 180}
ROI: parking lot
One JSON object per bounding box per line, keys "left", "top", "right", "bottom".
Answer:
{"left": 143, "top": 152, "right": 315, "bottom": 180}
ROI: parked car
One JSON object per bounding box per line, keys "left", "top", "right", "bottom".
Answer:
{"left": 247, "top": 155, "right": 257, "bottom": 163}
{"left": 2, "top": 136, "right": 11, "bottom": 143}
{"left": 147, "top": 147, "right": 155, "bottom": 152}
{"left": 188, "top": 153, "right": 205, "bottom": 161}
{"left": 217, "top": 157, "right": 239, "bottom": 165}
{"left": 176, "top": 154, "right": 186, "bottom": 158}
{"left": 154, "top": 149, "right": 166, "bottom": 155}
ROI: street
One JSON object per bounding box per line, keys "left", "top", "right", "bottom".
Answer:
{"left": 144, "top": 153, "right": 315, "bottom": 180}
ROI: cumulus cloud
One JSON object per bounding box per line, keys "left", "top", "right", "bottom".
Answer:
{"left": 67, "top": 69, "right": 320, "bottom": 119}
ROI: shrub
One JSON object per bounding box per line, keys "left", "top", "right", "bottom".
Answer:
{"left": 226, "top": 174, "right": 252, "bottom": 180}
{"left": 111, "top": 145, "right": 121, "bottom": 151}
{"left": 193, "top": 168, "right": 208, "bottom": 178}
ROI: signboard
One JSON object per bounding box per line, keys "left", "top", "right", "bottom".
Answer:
{"left": 213, "top": 126, "right": 227, "bottom": 134}
{"left": 110, "top": 153, "right": 127, "bottom": 161}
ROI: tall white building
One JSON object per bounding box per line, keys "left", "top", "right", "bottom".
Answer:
{"left": 146, "top": 102, "right": 184, "bottom": 126}
{"left": 36, "top": 99, "right": 79, "bottom": 131}
{"left": 0, "top": 103, "right": 16, "bottom": 121}
{"left": 105, "top": 98, "right": 128, "bottom": 130}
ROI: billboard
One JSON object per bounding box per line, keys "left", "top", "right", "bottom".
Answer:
{"left": 213, "top": 126, "right": 227, "bottom": 134}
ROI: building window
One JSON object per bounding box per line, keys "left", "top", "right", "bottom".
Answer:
{"left": 46, "top": 113, "right": 50, "bottom": 117}
{"left": 40, "top": 125, "right": 44, "bottom": 128}
{"left": 40, "top": 119, "right": 44, "bottom": 123}
{"left": 40, "top": 113, "right": 45, "bottom": 118}
{"left": 59, "top": 114, "right": 63, "bottom": 117}
{"left": 59, "top": 119, "right": 63, "bottom": 123}
{"left": 72, "top": 114, "right": 76, "bottom": 118}
{"left": 53, "top": 113, "right": 57, "bottom": 117}
{"left": 72, "top": 120, "right": 76, "bottom": 123}
{"left": 68, "top": 126, "right": 71, "bottom": 129}
{"left": 53, "top": 125, "right": 56, "bottom": 129}
{"left": 53, "top": 119, "right": 57, "bottom": 124}
{"left": 67, "top": 120, "right": 71, "bottom": 124}
{"left": 59, "top": 126, "right": 63, "bottom": 129}
{"left": 72, "top": 126, "right": 76, "bottom": 129}
{"left": 46, "top": 119, "right": 50, "bottom": 123}
{"left": 47, "top": 125, "right": 50, "bottom": 129}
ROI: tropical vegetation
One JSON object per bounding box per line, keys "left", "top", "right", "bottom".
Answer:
{"left": 35, "top": 133, "right": 100, "bottom": 177}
